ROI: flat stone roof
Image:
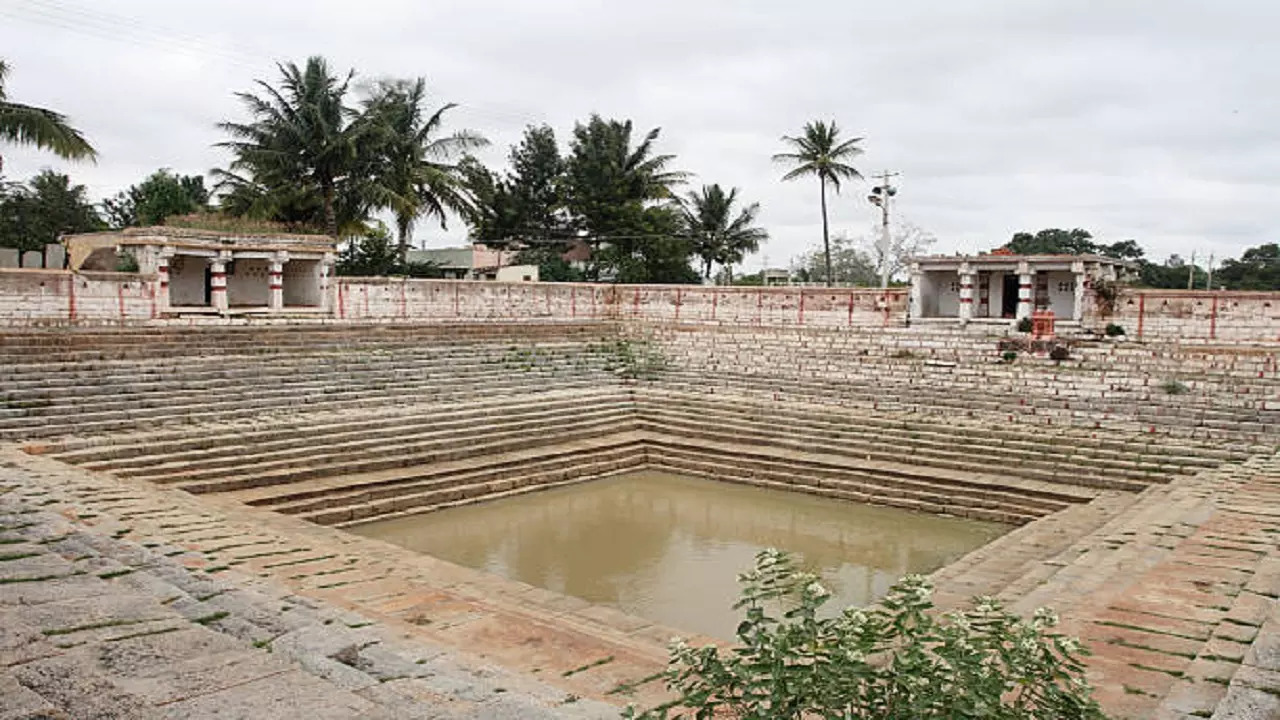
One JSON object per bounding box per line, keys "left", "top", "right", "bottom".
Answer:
{"left": 65, "top": 227, "right": 337, "bottom": 255}
{"left": 910, "top": 253, "right": 1137, "bottom": 269}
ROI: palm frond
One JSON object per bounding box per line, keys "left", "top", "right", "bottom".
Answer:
{"left": 0, "top": 101, "right": 97, "bottom": 161}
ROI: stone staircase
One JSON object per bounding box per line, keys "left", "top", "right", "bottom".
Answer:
{"left": 928, "top": 452, "right": 1280, "bottom": 719}
{"left": 633, "top": 389, "right": 1239, "bottom": 490}
{"left": 648, "top": 326, "right": 1280, "bottom": 443}
{"left": 0, "top": 324, "right": 624, "bottom": 440}
{"left": 0, "top": 465, "right": 619, "bottom": 719}
{"left": 41, "top": 384, "right": 1238, "bottom": 530}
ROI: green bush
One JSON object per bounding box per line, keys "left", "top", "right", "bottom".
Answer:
{"left": 1049, "top": 345, "right": 1071, "bottom": 362}
{"left": 115, "top": 252, "right": 139, "bottom": 273}
{"left": 1160, "top": 379, "right": 1190, "bottom": 395}
{"left": 1002, "top": 350, "right": 1018, "bottom": 363}
{"left": 1104, "top": 323, "right": 1125, "bottom": 337}
{"left": 1016, "top": 317, "right": 1033, "bottom": 333}
{"left": 627, "top": 550, "right": 1105, "bottom": 720}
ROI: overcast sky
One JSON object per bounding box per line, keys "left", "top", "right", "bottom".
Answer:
{"left": 2, "top": 0, "right": 1276, "bottom": 270}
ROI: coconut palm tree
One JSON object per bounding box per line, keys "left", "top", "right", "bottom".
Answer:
{"left": 361, "top": 78, "right": 487, "bottom": 262}
{"left": 216, "top": 56, "right": 361, "bottom": 239}
{"left": 0, "top": 59, "right": 96, "bottom": 174}
{"left": 773, "top": 121, "right": 864, "bottom": 286}
{"left": 678, "top": 184, "right": 768, "bottom": 281}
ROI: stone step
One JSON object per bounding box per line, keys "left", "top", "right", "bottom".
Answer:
{"left": 644, "top": 433, "right": 1089, "bottom": 505}
{"left": 645, "top": 447, "right": 1050, "bottom": 525}
{"left": 635, "top": 395, "right": 1219, "bottom": 475}
{"left": 174, "top": 418, "right": 643, "bottom": 495}
{"left": 638, "top": 414, "right": 1146, "bottom": 493}
{"left": 3, "top": 376, "right": 612, "bottom": 441}
{"left": 653, "top": 367, "right": 1279, "bottom": 427}
{"left": 120, "top": 406, "right": 637, "bottom": 485}
{"left": 307, "top": 446, "right": 648, "bottom": 526}
{"left": 0, "top": 354, "right": 611, "bottom": 404}
{"left": 234, "top": 431, "right": 648, "bottom": 510}
{"left": 635, "top": 388, "right": 1248, "bottom": 464}
{"left": 652, "top": 375, "right": 1277, "bottom": 444}
{"left": 60, "top": 390, "right": 630, "bottom": 466}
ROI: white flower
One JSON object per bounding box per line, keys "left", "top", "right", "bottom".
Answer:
{"left": 806, "top": 581, "right": 830, "bottom": 599}
{"left": 1033, "top": 607, "right": 1059, "bottom": 627}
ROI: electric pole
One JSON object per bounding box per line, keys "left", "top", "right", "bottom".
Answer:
{"left": 1206, "top": 253, "right": 1215, "bottom": 290}
{"left": 867, "top": 171, "right": 901, "bottom": 288}
{"left": 1187, "top": 251, "right": 1196, "bottom": 290}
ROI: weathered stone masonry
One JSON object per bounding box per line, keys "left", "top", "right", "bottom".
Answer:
{"left": 0, "top": 275, "right": 1277, "bottom": 718}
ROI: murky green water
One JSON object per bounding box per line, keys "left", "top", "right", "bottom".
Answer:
{"left": 350, "top": 471, "right": 1007, "bottom": 639}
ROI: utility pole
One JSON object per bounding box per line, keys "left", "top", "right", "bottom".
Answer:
{"left": 1206, "top": 253, "right": 1215, "bottom": 290}
{"left": 867, "top": 171, "right": 901, "bottom": 288}
{"left": 1187, "top": 251, "right": 1196, "bottom": 290}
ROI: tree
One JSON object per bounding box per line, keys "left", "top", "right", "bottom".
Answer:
{"left": 0, "top": 59, "right": 96, "bottom": 173}
{"left": 627, "top": 549, "right": 1105, "bottom": 720}
{"left": 0, "top": 170, "right": 104, "bottom": 255}
{"left": 216, "top": 56, "right": 365, "bottom": 238}
{"left": 797, "top": 232, "right": 878, "bottom": 286}
{"left": 506, "top": 124, "right": 568, "bottom": 245}
{"left": 773, "top": 121, "right": 864, "bottom": 286}
{"left": 102, "top": 169, "right": 210, "bottom": 228}
{"left": 564, "top": 115, "right": 693, "bottom": 283}
{"left": 859, "top": 220, "right": 936, "bottom": 283}
{"left": 457, "top": 154, "right": 520, "bottom": 243}
{"left": 1136, "top": 255, "right": 1205, "bottom": 289}
{"left": 1003, "top": 228, "right": 1098, "bottom": 256}
{"left": 1214, "top": 243, "right": 1280, "bottom": 290}
{"left": 361, "top": 78, "right": 486, "bottom": 262}
{"left": 334, "top": 221, "right": 441, "bottom": 277}
{"left": 677, "top": 184, "right": 768, "bottom": 281}
{"left": 461, "top": 124, "right": 569, "bottom": 251}
{"left": 1098, "top": 239, "right": 1144, "bottom": 262}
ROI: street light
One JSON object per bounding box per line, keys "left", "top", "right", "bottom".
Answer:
{"left": 867, "top": 175, "right": 899, "bottom": 289}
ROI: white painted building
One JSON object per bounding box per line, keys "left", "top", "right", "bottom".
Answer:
{"left": 907, "top": 253, "right": 1135, "bottom": 325}
{"left": 65, "top": 227, "right": 336, "bottom": 315}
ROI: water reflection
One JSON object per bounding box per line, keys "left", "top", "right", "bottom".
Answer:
{"left": 350, "top": 472, "right": 1007, "bottom": 639}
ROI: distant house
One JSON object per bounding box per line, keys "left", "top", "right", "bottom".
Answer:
{"left": 761, "top": 268, "right": 791, "bottom": 286}
{"left": 407, "top": 245, "right": 539, "bottom": 282}
{"left": 907, "top": 252, "right": 1136, "bottom": 324}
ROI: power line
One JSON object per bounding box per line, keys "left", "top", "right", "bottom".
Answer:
{"left": 2, "top": 0, "right": 550, "bottom": 129}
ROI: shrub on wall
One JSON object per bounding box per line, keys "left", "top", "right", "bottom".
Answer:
{"left": 1016, "top": 317, "right": 1033, "bottom": 333}
{"left": 1092, "top": 278, "right": 1122, "bottom": 316}
{"left": 1104, "top": 323, "right": 1125, "bottom": 337}
{"left": 115, "top": 251, "right": 139, "bottom": 273}
{"left": 626, "top": 550, "right": 1106, "bottom": 720}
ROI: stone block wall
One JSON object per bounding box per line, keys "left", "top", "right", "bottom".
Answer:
{"left": 334, "top": 278, "right": 908, "bottom": 329}
{"left": 0, "top": 270, "right": 1277, "bottom": 348}
{"left": 334, "top": 278, "right": 612, "bottom": 322}
{"left": 1101, "top": 290, "right": 1280, "bottom": 344}
{"left": 0, "top": 269, "right": 156, "bottom": 325}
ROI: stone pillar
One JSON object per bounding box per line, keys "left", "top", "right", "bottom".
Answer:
{"left": 1071, "top": 259, "right": 1086, "bottom": 322}
{"left": 907, "top": 262, "right": 923, "bottom": 320}
{"left": 269, "top": 251, "right": 287, "bottom": 311}
{"left": 958, "top": 262, "right": 975, "bottom": 322}
{"left": 209, "top": 254, "right": 229, "bottom": 312}
{"left": 155, "top": 247, "right": 173, "bottom": 312}
{"left": 320, "top": 254, "right": 335, "bottom": 312}
{"left": 1016, "top": 260, "right": 1033, "bottom": 321}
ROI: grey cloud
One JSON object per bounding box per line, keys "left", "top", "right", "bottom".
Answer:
{"left": 2, "top": 0, "right": 1276, "bottom": 271}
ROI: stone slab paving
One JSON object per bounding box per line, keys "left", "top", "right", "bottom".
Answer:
{"left": 1, "top": 446, "right": 683, "bottom": 717}
{"left": 5, "top": 440, "right": 1280, "bottom": 719}
{"left": 0, "top": 454, "right": 623, "bottom": 719}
